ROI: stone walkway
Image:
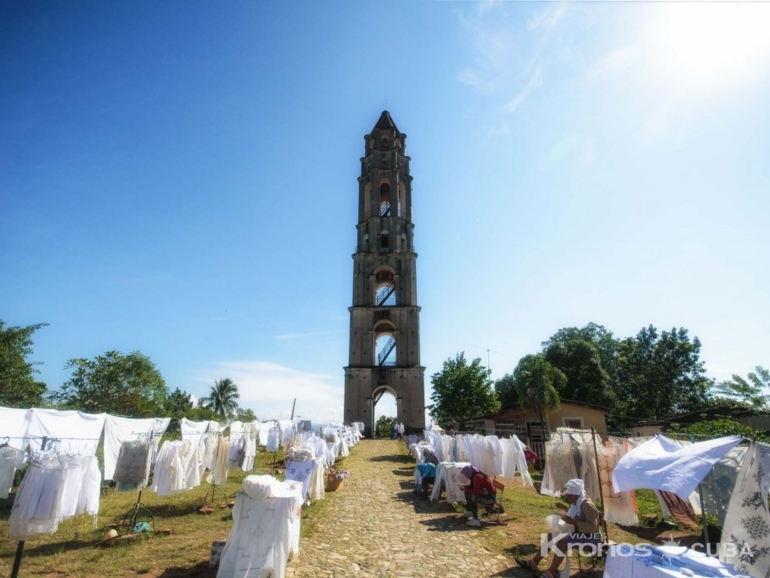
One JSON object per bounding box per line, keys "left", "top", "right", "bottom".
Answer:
{"left": 286, "top": 440, "right": 527, "bottom": 578}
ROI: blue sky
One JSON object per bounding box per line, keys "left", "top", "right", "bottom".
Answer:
{"left": 2, "top": 1, "right": 769, "bottom": 425}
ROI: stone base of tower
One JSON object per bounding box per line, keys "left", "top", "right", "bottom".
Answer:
{"left": 344, "top": 366, "right": 425, "bottom": 435}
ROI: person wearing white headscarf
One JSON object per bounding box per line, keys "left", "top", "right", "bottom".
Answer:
{"left": 515, "top": 478, "right": 601, "bottom": 578}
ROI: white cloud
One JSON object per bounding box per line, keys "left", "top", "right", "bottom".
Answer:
{"left": 587, "top": 45, "right": 640, "bottom": 79}
{"left": 527, "top": 2, "right": 567, "bottom": 32}
{"left": 503, "top": 67, "right": 542, "bottom": 114}
{"left": 458, "top": 68, "right": 496, "bottom": 92}
{"left": 195, "top": 361, "right": 343, "bottom": 425}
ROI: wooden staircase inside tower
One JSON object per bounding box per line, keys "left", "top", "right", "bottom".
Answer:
{"left": 376, "top": 282, "right": 396, "bottom": 306}
{"left": 377, "top": 337, "right": 396, "bottom": 366}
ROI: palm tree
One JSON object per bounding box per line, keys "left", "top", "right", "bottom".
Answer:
{"left": 512, "top": 354, "right": 565, "bottom": 435}
{"left": 199, "top": 378, "right": 240, "bottom": 418}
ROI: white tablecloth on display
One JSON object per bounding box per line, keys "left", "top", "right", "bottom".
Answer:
{"left": 430, "top": 462, "right": 470, "bottom": 503}
{"left": 604, "top": 544, "right": 751, "bottom": 578}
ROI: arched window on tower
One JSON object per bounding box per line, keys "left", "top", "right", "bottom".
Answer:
{"left": 374, "top": 322, "right": 396, "bottom": 366}
{"left": 381, "top": 136, "right": 389, "bottom": 149}
{"left": 379, "top": 183, "right": 391, "bottom": 217}
{"left": 375, "top": 269, "right": 396, "bottom": 306}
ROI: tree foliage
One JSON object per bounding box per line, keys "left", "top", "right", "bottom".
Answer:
{"left": 542, "top": 322, "right": 619, "bottom": 386}
{"left": 375, "top": 415, "right": 396, "bottom": 438}
{"left": 199, "top": 378, "right": 240, "bottom": 418}
{"left": 0, "top": 319, "right": 49, "bottom": 408}
{"left": 53, "top": 350, "right": 168, "bottom": 417}
{"left": 0, "top": 319, "right": 48, "bottom": 408}
{"left": 494, "top": 373, "right": 519, "bottom": 408}
{"left": 164, "top": 387, "right": 194, "bottom": 415}
{"left": 428, "top": 353, "right": 500, "bottom": 428}
{"left": 673, "top": 418, "right": 770, "bottom": 443}
{"left": 544, "top": 338, "right": 614, "bottom": 407}
{"left": 511, "top": 354, "right": 564, "bottom": 430}
{"left": 235, "top": 407, "right": 257, "bottom": 422}
{"left": 614, "top": 326, "right": 712, "bottom": 427}
{"left": 712, "top": 366, "right": 769, "bottom": 411}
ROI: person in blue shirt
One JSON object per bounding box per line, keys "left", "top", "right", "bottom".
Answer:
{"left": 415, "top": 462, "right": 436, "bottom": 497}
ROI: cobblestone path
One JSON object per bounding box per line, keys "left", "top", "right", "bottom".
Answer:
{"left": 287, "top": 440, "right": 524, "bottom": 578}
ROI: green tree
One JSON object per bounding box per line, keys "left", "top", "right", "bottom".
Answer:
{"left": 542, "top": 322, "right": 619, "bottom": 387}
{"left": 0, "top": 319, "right": 48, "bottom": 407}
{"left": 674, "top": 418, "right": 770, "bottom": 443}
{"left": 512, "top": 354, "right": 565, "bottom": 433}
{"left": 428, "top": 353, "right": 500, "bottom": 429}
{"left": 375, "top": 415, "right": 396, "bottom": 438}
{"left": 494, "top": 373, "right": 519, "bottom": 408}
{"left": 235, "top": 407, "right": 257, "bottom": 422}
{"left": 711, "top": 366, "right": 769, "bottom": 410}
{"left": 53, "top": 350, "right": 168, "bottom": 416}
{"left": 613, "top": 326, "right": 712, "bottom": 428}
{"left": 165, "top": 387, "right": 194, "bottom": 414}
{"left": 544, "top": 339, "right": 614, "bottom": 407}
{"left": 199, "top": 378, "right": 240, "bottom": 418}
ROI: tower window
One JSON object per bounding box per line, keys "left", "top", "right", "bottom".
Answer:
{"left": 379, "top": 183, "right": 391, "bottom": 216}
{"left": 381, "top": 137, "right": 388, "bottom": 148}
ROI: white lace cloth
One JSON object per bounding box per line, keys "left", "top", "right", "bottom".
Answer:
{"left": 9, "top": 453, "right": 101, "bottom": 539}
{"left": 217, "top": 478, "right": 302, "bottom": 578}
{"left": 431, "top": 462, "right": 471, "bottom": 504}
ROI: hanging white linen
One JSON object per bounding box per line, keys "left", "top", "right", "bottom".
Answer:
{"left": 8, "top": 453, "right": 101, "bottom": 539}
{"left": 217, "top": 478, "right": 302, "bottom": 578}
{"left": 24, "top": 408, "right": 106, "bottom": 455}
{"left": 284, "top": 460, "right": 318, "bottom": 500}
{"left": 307, "top": 458, "right": 325, "bottom": 501}
{"left": 701, "top": 445, "right": 747, "bottom": 527}
{"left": 0, "top": 446, "right": 27, "bottom": 498}
{"left": 500, "top": 435, "right": 533, "bottom": 486}
{"left": 257, "top": 422, "right": 272, "bottom": 447}
{"left": 541, "top": 439, "right": 578, "bottom": 497}
{"left": 612, "top": 434, "right": 742, "bottom": 500}
{"left": 266, "top": 427, "right": 281, "bottom": 453}
{"left": 181, "top": 418, "right": 208, "bottom": 444}
{"left": 720, "top": 442, "right": 770, "bottom": 577}
{"left": 596, "top": 440, "right": 638, "bottom": 526}
{"left": 430, "top": 462, "right": 470, "bottom": 504}
{"left": 113, "top": 439, "right": 153, "bottom": 486}
{"left": 577, "top": 434, "right": 602, "bottom": 502}
{"left": 242, "top": 422, "right": 258, "bottom": 472}
{"left": 0, "top": 406, "right": 31, "bottom": 450}
{"left": 103, "top": 415, "right": 170, "bottom": 481}
{"left": 152, "top": 439, "right": 203, "bottom": 496}
{"left": 278, "top": 420, "right": 295, "bottom": 446}
{"left": 208, "top": 436, "right": 230, "bottom": 486}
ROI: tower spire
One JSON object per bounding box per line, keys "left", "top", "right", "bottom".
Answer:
{"left": 374, "top": 110, "right": 398, "bottom": 131}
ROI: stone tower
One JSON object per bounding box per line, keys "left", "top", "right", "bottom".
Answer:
{"left": 344, "top": 111, "right": 426, "bottom": 434}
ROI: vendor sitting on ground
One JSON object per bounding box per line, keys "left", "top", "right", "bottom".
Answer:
{"left": 415, "top": 462, "right": 436, "bottom": 497}
{"left": 516, "top": 478, "right": 600, "bottom": 578}
{"left": 460, "top": 465, "right": 496, "bottom": 527}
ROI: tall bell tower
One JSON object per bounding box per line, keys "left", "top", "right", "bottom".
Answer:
{"left": 344, "top": 111, "right": 425, "bottom": 434}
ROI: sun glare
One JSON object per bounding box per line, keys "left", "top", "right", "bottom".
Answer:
{"left": 645, "top": 3, "right": 770, "bottom": 90}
